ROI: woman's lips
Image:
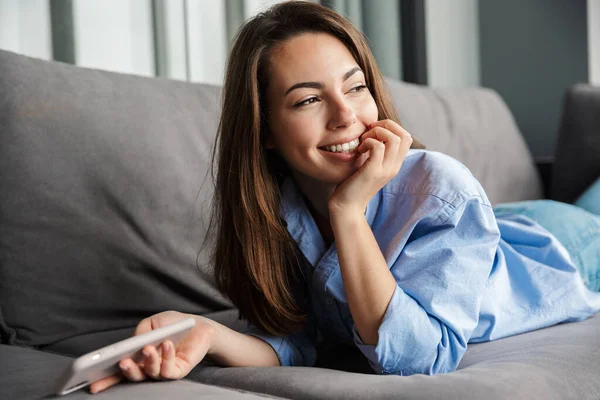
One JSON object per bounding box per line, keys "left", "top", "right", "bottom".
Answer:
{"left": 319, "top": 147, "right": 360, "bottom": 161}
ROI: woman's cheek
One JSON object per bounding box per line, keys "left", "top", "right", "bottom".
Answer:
{"left": 357, "top": 95, "right": 378, "bottom": 121}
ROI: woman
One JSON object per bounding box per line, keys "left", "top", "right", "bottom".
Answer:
{"left": 91, "top": 1, "right": 600, "bottom": 392}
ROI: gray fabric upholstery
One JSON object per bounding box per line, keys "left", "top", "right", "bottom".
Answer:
{"left": 0, "top": 49, "right": 230, "bottom": 346}
{"left": 550, "top": 83, "right": 600, "bottom": 203}
{"left": 42, "top": 309, "right": 244, "bottom": 357}
{"left": 0, "top": 344, "right": 281, "bottom": 399}
{"left": 1, "top": 49, "right": 598, "bottom": 400}
{"left": 386, "top": 79, "right": 543, "bottom": 205}
{"left": 188, "top": 314, "right": 600, "bottom": 400}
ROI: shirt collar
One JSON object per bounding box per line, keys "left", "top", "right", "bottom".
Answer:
{"left": 279, "top": 176, "right": 380, "bottom": 267}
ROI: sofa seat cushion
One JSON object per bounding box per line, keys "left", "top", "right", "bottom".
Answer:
{"left": 0, "top": 344, "right": 282, "bottom": 399}
{"left": 187, "top": 314, "right": 600, "bottom": 400}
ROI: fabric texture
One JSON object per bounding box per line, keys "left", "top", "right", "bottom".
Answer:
{"left": 0, "top": 344, "right": 280, "bottom": 399}
{"left": 0, "top": 49, "right": 543, "bottom": 347}
{"left": 493, "top": 199, "right": 600, "bottom": 292}
{"left": 0, "top": 50, "right": 231, "bottom": 346}
{"left": 246, "top": 149, "right": 600, "bottom": 375}
{"left": 191, "top": 314, "right": 600, "bottom": 400}
{"left": 386, "top": 79, "right": 543, "bottom": 204}
{"left": 2, "top": 49, "right": 599, "bottom": 400}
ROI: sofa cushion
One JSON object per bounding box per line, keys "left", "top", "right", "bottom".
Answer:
{"left": 0, "top": 49, "right": 232, "bottom": 347}
{"left": 0, "top": 344, "right": 281, "bottom": 399}
{"left": 550, "top": 83, "right": 600, "bottom": 203}
{"left": 0, "top": 48, "right": 544, "bottom": 348}
{"left": 386, "top": 79, "right": 543, "bottom": 205}
{"left": 188, "top": 314, "right": 600, "bottom": 400}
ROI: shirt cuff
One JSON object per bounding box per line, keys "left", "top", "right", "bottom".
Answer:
{"left": 244, "top": 324, "right": 316, "bottom": 367}
{"left": 244, "top": 329, "right": 294, "bottom": 367}
{"left": 352, "top": 285, "right": 402, "bottom": 374}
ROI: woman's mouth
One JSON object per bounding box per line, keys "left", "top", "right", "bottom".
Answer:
{"left": 320, "top": 137, "right": 360, "bottom": 153}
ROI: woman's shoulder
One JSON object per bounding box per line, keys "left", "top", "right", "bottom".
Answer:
{"left": 383, "top": 149, "right": 492, "bottom": 208}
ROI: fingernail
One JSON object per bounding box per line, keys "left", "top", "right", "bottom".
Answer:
{"left": 163, "top": 342, "right": 170, "bottom": 352}
{"left": 143, "top": 349, "right": 150, "bottom": 358}
{"left": 120, "top": 363, "right": 129, "bottom": 371}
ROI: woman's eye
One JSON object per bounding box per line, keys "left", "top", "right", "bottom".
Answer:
{"left": 294, "top": 97, "right": 319, "bottom": 107}
{"left": 349, "top": 84, "right": 368, "bottom": 93}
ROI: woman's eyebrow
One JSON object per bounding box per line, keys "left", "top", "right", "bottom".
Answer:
{"left": 284, "top": 66, "right": 363, "bottom": 96}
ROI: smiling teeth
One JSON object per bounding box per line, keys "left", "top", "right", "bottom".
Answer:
{"left": 324, "top": 138, "right": 360, "bottom": 153}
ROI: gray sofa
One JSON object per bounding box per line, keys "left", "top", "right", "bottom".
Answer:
{"left": 1, "top": 49, "right": 599, "bottom": 400}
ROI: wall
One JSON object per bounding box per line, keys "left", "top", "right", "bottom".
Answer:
{"left": 589, "top": 0, "right": 600, "bottom": 84}
{"left": 479, "top": 0, "right": 589, "bottom": 160}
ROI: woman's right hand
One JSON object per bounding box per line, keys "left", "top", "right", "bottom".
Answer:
{"left": 89, "top": 311, "right": 215, "bottom": 394}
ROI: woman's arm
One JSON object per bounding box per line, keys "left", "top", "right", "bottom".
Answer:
{"left": 90, "top": 311, "right": 280, "bottom": 393}
{"left": 326, "top": 118, "right": 500, "bottom": 375}
{"left": 326, "top": 119, "right": 413, "bottom": 346}
{"left": 332, "top": 195, "right": 500, "bottom": 375}
{"left": 329, "top": 211, "right": 396, "bottom": 345}
{"left": 204, "top": 317, "right": 281, "bottom": 367}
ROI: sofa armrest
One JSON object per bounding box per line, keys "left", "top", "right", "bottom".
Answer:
{"left": 535, "top": 158, "right": 554, "bottom": 199}
{"left": 550, "top": 84, "right": 600, "bottom": 203}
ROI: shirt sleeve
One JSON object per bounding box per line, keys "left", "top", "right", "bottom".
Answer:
{"left": 243, "top": 311, "right": 317, "bottom": 367}
{"left": 353, "top": 195, "right": 500, "bottom": 375}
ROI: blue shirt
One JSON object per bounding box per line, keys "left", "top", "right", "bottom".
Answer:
{"left": 245, "top": 149, "right": 600, "bottom": 375}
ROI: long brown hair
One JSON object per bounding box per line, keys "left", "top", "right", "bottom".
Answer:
{"left": 209, "top": 0, "right": 426, "bottom": 336}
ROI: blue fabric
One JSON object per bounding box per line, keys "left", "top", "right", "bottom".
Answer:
{"left": 493, "top": 200, "right": 600, "bottom": 292}
{"left": 245, "top": 149, "right": 600, "bottom": 376}
{"left": 574, "top": 177, "right": 600, "bottom": 216}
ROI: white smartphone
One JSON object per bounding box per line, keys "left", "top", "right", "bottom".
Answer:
{"left": 55, "top": 317, "right": 196, "bottom": 396}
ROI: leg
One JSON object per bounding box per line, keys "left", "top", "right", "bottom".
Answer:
{"left": 493, "top": 200, "right": 600, "bottom": 291}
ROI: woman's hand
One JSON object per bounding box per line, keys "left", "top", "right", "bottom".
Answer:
{"left": 89, "top": 311, "right": 215, "bottom": 394}
{"left": 328, "top": 119, "right": 413, "bottom": 217}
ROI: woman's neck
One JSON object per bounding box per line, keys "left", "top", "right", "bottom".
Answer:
{"left": 291, "top": 172, "right": 336, "bottom": 245}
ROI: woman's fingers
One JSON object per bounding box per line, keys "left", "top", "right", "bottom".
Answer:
{"left": 362, "top": 120, "right": 412, "bottom": 174}
{"left": 142, "top": 345, "right": 162, "bottom": 380}
{"left": 369, "top": 119, "right": 411, "bottom": 142}
{"left": 121, "top": 358, "right": 147, "bottom": 382}
{"left": 160, "top": 340, "right": 182, "bottom": 379}
{"left": 358, "top": 137, "right": 385, "bottom": 166}
{"left": 133, "top": 317, "right": 154, "bottom": 336}
{"left": 89, "top": 373, "right": 124, "bottom": 394}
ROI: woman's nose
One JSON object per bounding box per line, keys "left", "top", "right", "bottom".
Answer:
{"left": 326, "top": 99, "right": 356, "bottom": 130}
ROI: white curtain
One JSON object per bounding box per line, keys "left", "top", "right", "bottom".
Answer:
{"left": 0, "top": 0, "right": 52, "bottom": 60}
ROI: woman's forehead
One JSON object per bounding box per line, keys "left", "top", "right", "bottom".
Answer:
{"left": 267, "top": 33, "right": 360, "bottom": 91}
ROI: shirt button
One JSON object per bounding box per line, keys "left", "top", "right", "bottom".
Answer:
{"left": 326, "top": 298, "right": 333, "bottom": 305}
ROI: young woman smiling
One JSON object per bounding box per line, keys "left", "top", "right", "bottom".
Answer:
{"left": 91, "top": 0, "right": 600, "bottom": 393}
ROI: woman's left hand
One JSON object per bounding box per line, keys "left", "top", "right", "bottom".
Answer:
{"left": 328, "top": 119, "right": 413, "bottom": 217}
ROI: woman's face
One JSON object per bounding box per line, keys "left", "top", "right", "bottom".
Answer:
{"left": 265, "top": 32, "right": 378, "bottom": 185}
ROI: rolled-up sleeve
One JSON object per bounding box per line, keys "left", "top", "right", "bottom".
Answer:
{"left": 244, "top": 315, "right": 317, "bottom": 367}
{"left": 353, "top": 195, "right": 500, "bottom": 375}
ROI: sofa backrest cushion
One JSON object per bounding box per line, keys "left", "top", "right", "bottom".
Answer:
{"left": 0, "top": 50, "right": 231, "bottom": 346}
{"left": 385, "top": 79, "right": 542, "bottom": 205}
{"left": 0, "top": 50, "right": 542, "bottom": 347}
{"left": 550, "top": 83, "right": 600, "bottom": 203}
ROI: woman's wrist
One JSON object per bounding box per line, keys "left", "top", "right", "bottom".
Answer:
{"left": 191, "top": 315, "right": 217, "bottom": 355}
{"left": 328, "top": 206, "right": 368, "bottom": 231}
{"left": 328, "top": 198, "right": 365, "bottom": 217}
